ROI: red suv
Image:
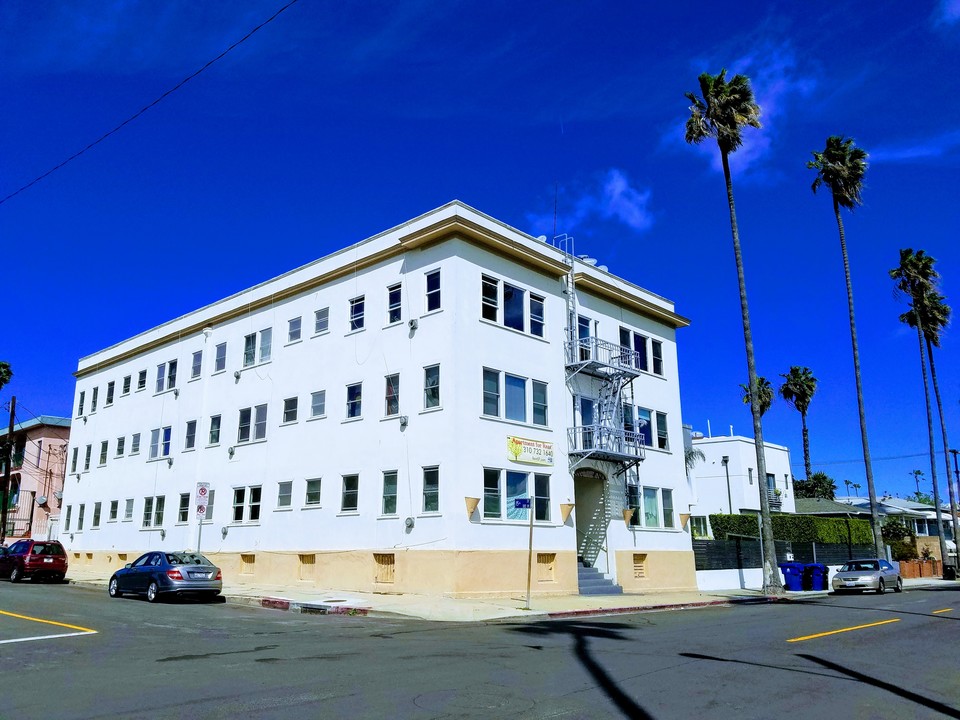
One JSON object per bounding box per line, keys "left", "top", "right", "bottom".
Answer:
{"left": 0, "top": 539, "right": 68, "bottom": 583}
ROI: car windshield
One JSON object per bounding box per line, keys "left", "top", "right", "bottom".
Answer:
{"left": 31, "top": 543, "right": 65, "bottom": 556}
{"left": 166, "top": 553, "right": 212, "bottom": 566}
{"left": 841, "top": 561, "right": 879, "bottom": 572}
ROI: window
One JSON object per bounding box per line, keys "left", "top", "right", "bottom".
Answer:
{"left": 277, "top": 481, "right": 292, "bottom": 509}
{"left": 122, "top": 375, "right": 131, "bottom": 395}
{"left": 504, "top": 374, "right": 526, "bottom": 422}
{"left": 483, "top": 468, "right": 545, "bottom": 521}
{"left": 106, "top": 381, "right": 115, "bottom": 406}
{"left": 652, "top": 340, "right": 664, "bottom": 376}
{"left": 534, "top": 474, "right": 550, "bottom": 521}
{"left": 310, "top": 391, "right": 326, "bottom": 418}
{"left": 423, "top": 365, "right": 440, "bottom": 409}
{"left": 77, "top": 504, "right": 85, "bottom": 531}
{"left": 237, "top": 405, "right": 268, "bottom": 443}
{"left": 206, "top": 490, "right": 215, "bottom": 521}
{"left": 149, "top": 427, "right": 172, "bottom": 459}
{"left": 214, "top": 343, "right": 227, "bottom": 373}
{"left": 382, "top": 471, "right": 397, "bottom": 515}
{"left": 131, "top": 433, "right": 141, "bottom": 455}
{"left": 243, "top": 328, "right": 272, "bottom": 366}
{"left": 92, "top": 502, "right": 102, "bottom": 528}
{"left": 283, "top": 397, "right": 298, "bottom": 424}
{"left": 482, "top": 369, "right": 500, "bottom": 416}
{"left": 529, "top": 295, "right": 545, "bottom": 337}
{"left": 209, "top": 415, "right": 221, "bottom": 445}
{"left": 83, "top": 444, "right": 92, "bottom": 471}
{"left": 626, "top": 485, "right": 641, "bottom": 526}
{"left": 387, "top": 284, "right": 402, "bottom": 324}
{"left": 636, "top": 408, "right": 653, "bottom": 447}
{"left": 341, "top": 475, "right": 359, "bottom": 512}
{"left": 99, "top": 441, "right": 108, "bottom": 465}
{"left": 346, "top": 383, "right": 362, "bottom": 419}
{"left": 315, "top": 307, "right": 329, "bottom": 334}
{"left": 690, "top": 517, "right": 708, "bottom": 537}
{"left": 191, "top": 351, "right": 202, "bottom": 379}
{"left": 178, "top": 493, "right": 190, "bottom": 523}
{"left": 503, "top": 283, "right": 525, "bottom": 331}
{"left": 385, "top": 374, "right": 400, "bottom": 417}
{"left": 155, "top": 360, "right": 177, "bottom": 393}
{"left": 748, "top": 468, "right": 754, "bottom": 485}
{"left": 481, "top": 276, "right": 499, "bottom": 321}
{"left": 425, "top": 270, "right": 441, "bottom": 311}
{"left": 349, "top": 296, "right": 365, "bottom": 331}
{"left": 423, "top": 466, "right": 439, "bottom": 513}
{"left": 109, "top": 500, "right": 119, "bottom": 522}
{"left": 77, "top": 391, "right": 85, "bottom": 416}
{"left": 532, "top": 381, "right": 548, "bottom": 426}
{"left": 91, "top": 387, "right": 99, "bottom": 412}
{"left": 124, "top": 498, "right": 134, "bottom": 521}
{"left": 483, "top": 469, "right": 501, "bottom": 518}
{"left": 643, "top": 487, "right": 660, "bottom": 528}
{"left": 70, "top": 447, "right": 78, "bottom": 473}
{"left": 232, "top": 486, "right": 261, "bottom": 522}
{"left": 142, "top": 496, "right": 165, "bottom": 528}
{"left": 184, "top": 420, "right": 197, "bottom": 450}
{"left": 288, "top": 317, "right": 302, "bottom": 343}
{"left": 655, "top": 412, "right": 669, "bottom": 450}
{"left": 305, "top": 478, "right": 322, "bottom": 506}
{"left": 662, "top": 489, "right": 674, "bottom": 529}
{"left": 620, "top": 328, "right": 649, "bottom": 371}
{"left": 116, "top": 437, "right": 125, "bottom": 457}
{"left": 64, "top": 506, "right": 72, "bottom": 532}
{"left": 137, "top": 370, "right": 147, "bottom": 391}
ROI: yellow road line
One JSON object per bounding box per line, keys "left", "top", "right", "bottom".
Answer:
{"left": 787, "top": 618, "right": 900, "bottom": 643}
{"left": 0, "top": 609, "right": 96, "bottom": 634}
{"left": 932, "top": 608, "right": 953, "bottom": 614}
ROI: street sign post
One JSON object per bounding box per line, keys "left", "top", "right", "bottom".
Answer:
{"left": 515, "top": 497, "right": 534, "bottom": 610}
{"left": 196, "top": 482, "right": 210, "bottom": 554}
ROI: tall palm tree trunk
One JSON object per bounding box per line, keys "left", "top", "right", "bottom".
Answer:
{"left": 926, "top": 338, "right": 959, "bottom": 565}
{"left": 801, "top": 411, "right": 812, "bottom": 480}
{"left": 915, "top": 329, "right": 949, "bottom": 565}
{"left": 722, "top": 151, "right": 781, "bottom": 593}
{"left": 833, "top": 198, "right": 884, "bottom": 557}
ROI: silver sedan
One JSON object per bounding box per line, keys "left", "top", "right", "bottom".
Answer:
{"left": 108, "top": 551, "right": 222, "bottom": 603}
{"left": 831, "top": 558, "right": 902, "bottom": 594}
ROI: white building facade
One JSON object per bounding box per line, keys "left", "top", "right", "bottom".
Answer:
{"left": 687, "top": 434, "right": 796, "bottom": 539}
{"left": 59, "top": 202, "right": 696, "bottom": 596}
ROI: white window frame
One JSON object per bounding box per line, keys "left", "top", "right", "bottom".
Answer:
{"left": 349, "top": 296, "right": 365, "bottom": 331}
{"left": 314, "top": 307, "right": 330, "bottom": 334}
{"left": 231, "top": 486, "right": 262, "bottom": 523}
{"left": 425, "top": 269, "right": 441, "bottom": 312}
{"left": 346, "top": 383, "right": 362, "bottom": 419}
{"left": 277, "top": 481, "right": 293, "bottom": 509}
{"left": 283, "top": 397, "right": 298, "bottom": 424}
{"left": 214, "top": 342, "right": 227, "bottom": 373}
{"left": 387, "top": 283, "right": 402, "bottom": 324}
{"left": 305, "top": 478, "right": 322, "bottom": 506}
{"left": 310, "top": 391, "right": 326, "bottom": 418}
{"left": 288, "top": 316, "right": 302, "bottom": 343}
{"left": 384, "top": 374, "right": 400, "bottom": 417}
{"left": 423, "top": 365, "right": 440, "bottom": 409}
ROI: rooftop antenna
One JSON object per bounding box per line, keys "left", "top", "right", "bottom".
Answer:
{"left": 553, "top": 181, "right": 559, "bottom": 239}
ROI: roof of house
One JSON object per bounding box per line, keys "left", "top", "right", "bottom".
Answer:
{"left": 0, "top": 415, "right": 71, "bottom": 441}
{"left": 794, "top": 498, "right": 872, "bottom": 516}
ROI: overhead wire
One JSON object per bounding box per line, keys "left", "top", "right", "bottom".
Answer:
{"left": 0, "top": 0, "right": 301, "bottom": 207}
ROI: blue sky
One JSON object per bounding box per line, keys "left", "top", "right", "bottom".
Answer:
{"left": 2, "top": 1, "right": 959, "bottom": 501}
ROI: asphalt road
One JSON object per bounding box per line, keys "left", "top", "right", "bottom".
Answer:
{"left": 0, "top": 581, "right": 957, "bottom": 719}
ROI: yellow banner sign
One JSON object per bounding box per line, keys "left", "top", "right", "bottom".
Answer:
{"left": 507, "top": 436, "right": 554, "bottom": 466}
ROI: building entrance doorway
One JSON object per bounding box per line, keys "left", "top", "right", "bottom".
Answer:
{"left": 574, "top": 468, "right": 609, "bottom": 572}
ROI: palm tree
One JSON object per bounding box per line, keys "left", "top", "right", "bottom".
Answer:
{"left": 740, "top": 376, "right": 773, "bottom": 416}
{"left": 852, "top": 483, "right": 861, "bottom": 497}
{"left": 685, "top": 446, "right": 706, "bottom": 472}
{"left": 808, "top": 136, "right": 883, "bottom": 558}
{"left": 779, "top": 366, "right": 818, "bottom": 480}
{"left": 844, "top": 479, "right": 852, "bottom": 495}
{"left": 0, "top": 362, "right": 11, "bottom": 393}
{"left": 686, "top": 70, "right": 782, "bottom": 594}
{"left": 890, "top": 249, "right": 957, "bottom": 565}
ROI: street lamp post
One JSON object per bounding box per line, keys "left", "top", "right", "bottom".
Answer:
{"left": 722, "top": 456, "right": 732, "bottom": 514}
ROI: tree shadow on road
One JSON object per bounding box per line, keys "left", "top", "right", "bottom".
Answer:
{"left": 511, "top": 620, "right": 655, "bottom": 720}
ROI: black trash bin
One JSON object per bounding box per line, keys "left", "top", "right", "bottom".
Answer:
{"left": 779, "top": 562, "right": 804, "bottom": 591}
{"left": 944, "top": 565, "right": 957, "bottom": 581}
{"left": 803, "top": 563, "right": 829, "bottom": 591}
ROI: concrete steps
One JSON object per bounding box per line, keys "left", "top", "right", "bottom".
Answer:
{"left": 577, "top": 564, "right": 623, "bottom": 596}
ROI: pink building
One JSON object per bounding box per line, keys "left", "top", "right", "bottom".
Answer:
{"left": 1, "top": 416, "right": 70, "bottom": 541}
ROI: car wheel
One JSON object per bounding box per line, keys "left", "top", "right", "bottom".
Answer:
{"left": 146, "top": 581, "right": 160, "bottom": 603}
{"left": 108, "top": 577, "right": 122, "bottom": 598}
{"left": 877, "top": 578, "right": 885, "bottom": 594}
{"left": 894, "top": 577, "right": 903, "bottom": 593}
{"left": 9, "top": 566, "right": 22, "bottom": 583}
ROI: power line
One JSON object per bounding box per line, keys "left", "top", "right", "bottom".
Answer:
{"left": 0, "top": 0, "right": 300, "bottom": 207}
{"left": 790, "top": 451, "right": 950, "bottom": 468}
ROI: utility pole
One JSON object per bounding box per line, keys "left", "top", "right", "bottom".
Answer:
{"left": 1, "top": 396, "right": 15, "bottom": 544}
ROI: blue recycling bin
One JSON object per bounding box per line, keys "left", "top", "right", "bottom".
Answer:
{"left": 803, "top": 563, "right": 829, "bottom": 591}
{"left": 779, "top": 562, "right": 804, "bottom": 591}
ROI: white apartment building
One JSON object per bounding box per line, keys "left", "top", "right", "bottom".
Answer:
{"left": 59, "top": 201, "right": 695, "bottom": 596}
{"left": 687, "top": 434, "right": 796, "bottom": 538}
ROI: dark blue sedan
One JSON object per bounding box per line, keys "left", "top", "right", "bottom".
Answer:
{"left": 108, "top": 551, "right": 222, "bottom": 603}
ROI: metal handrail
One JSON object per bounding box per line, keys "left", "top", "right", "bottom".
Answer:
{"left": 565, "top": 337, "right": 641, "bottom": 372}
{"left": 576, "top": 528, "right": 608, "bottom": 556}
{"left": 567, "top": 424, "right": 646, "bottom": 457}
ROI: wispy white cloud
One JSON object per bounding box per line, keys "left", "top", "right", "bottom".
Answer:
{"left": 678, "top": 39, "right": 817, "bottom": 177}
{"left": 934, "top": 0, "right": 960, "bottom": 25}
{"left": 870, "top": 130, "right": 960, "bottom": 163}
{"left": 526, "top": 169, "right": 654, "bottom": 237}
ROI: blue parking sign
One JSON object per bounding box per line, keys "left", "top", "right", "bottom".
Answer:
{"left": 514, "top": 498, "right": 531, "bottom": 509}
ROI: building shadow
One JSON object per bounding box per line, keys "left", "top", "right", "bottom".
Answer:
{"left": 511, "top": 620, "right": 655, "bottom": 720}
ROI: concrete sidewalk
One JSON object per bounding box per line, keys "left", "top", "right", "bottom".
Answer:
{"left": 61, "top": 568, "right": 955, "bottom": 622}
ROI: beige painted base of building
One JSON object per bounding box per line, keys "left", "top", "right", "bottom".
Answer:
{"left": 67, "top": 547, "right": 698, "bottom": 597}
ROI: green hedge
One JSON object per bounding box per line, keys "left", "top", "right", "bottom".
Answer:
{"left": 708, "top": 513, "right": 873, "bottom": 544}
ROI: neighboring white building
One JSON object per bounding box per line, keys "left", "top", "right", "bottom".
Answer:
{"left": 687, "top": 433, "right": 796, "bottom": 538}
{"left": 59, "top": 201, "right": 695, "bottom": 596}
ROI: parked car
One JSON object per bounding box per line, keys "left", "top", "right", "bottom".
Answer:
{"left": 108, "top": 551, "right": 222, "bottom": 603}
{"left": 832, "top": 558, "right": 902, "bottom": 594}
{"left": 0, "top": 539, "right": 68, "bottom": 583}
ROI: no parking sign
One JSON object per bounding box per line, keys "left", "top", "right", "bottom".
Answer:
{"left": 196, "top": 482, "right": 210, "bottom": 517}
